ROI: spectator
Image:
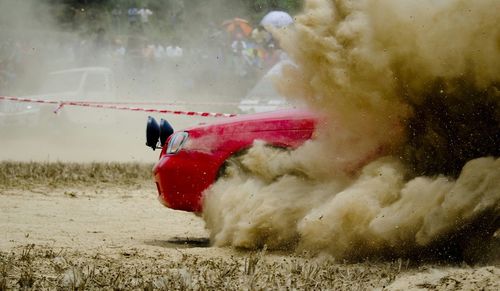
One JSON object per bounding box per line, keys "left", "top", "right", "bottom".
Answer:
{"left": 127, "top": 7, "right": 139, "bottom": 25}
{"left": 111, "top": 6, "right": 122, "bottom": 28}
{"left": 154, "top": 44, "right": 165, "bottom": 60}
{"left": 166, "top": 45, "right": 183, "bottom": 58}
{"left": 138, "top": 7, "right": 153, "bottom": 24}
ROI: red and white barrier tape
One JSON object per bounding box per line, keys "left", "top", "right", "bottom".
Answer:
{"left": 82, "top": 100, "right": 241, "bottom": 106}
{"left": 0, "top": 96, "right": 237, "bottom": 118}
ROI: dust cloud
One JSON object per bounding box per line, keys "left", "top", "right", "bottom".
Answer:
{"left": 203, "top": 0, "right": 500, "bottom": 260}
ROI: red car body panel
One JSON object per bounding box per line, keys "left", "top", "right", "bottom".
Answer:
{"left": 153, "top": 109, "right": 318, "bottom": 213}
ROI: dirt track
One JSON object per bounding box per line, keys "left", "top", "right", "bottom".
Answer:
{"left": 0, "top": 163, "right": 499, "bottom": 290}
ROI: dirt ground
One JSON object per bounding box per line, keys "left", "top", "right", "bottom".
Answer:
{"left": 0, "top": 163, "right": 498, "bottom": 290}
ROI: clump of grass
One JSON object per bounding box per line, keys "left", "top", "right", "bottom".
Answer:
{"left": 19, "top": 244, "right": 35, "bottom": 263}
{"left": 60, "top": 266, "right": 95, "bottom": 290}
{"left": 17, "top": 266, "right": 35, "bottom": 289}
{"left": 0, "top": 161, "right": 155, "bottom": 188}
{"left": 0, "top": 255, "right": 9, "bottom": 291}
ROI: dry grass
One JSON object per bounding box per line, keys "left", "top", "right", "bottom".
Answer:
{"left": 0, "top": 244, "right": 406, "bottom": 290}
{"left": 0, "top": 161, "right": 155, "bottom": 189}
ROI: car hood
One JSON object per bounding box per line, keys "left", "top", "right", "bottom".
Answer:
{"left": 185, "top": 109, "right": 318, "bottom": 138}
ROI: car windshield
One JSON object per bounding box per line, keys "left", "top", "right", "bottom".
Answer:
{"left": 39, "top": 71, "right": 84, "bottom": 94}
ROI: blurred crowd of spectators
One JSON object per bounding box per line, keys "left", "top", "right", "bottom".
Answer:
{"left": 0, "top": 6, "right": 287, "bottom": 98}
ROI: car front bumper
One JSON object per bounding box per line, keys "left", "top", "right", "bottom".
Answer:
{"left": 153, "top": 150, "right": 223, "bottom": 213}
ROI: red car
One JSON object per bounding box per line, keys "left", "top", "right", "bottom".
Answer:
{"left": 146, "top": 109, "right": 318, "bottom": 213}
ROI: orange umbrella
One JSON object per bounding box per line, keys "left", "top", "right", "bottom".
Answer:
{"left": 222, "top": 18, "right": 253, "bottom": 37}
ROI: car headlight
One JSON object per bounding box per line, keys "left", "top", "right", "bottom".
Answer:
{"left": 166, "top": 132, "right": 189, "bottom": 154}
